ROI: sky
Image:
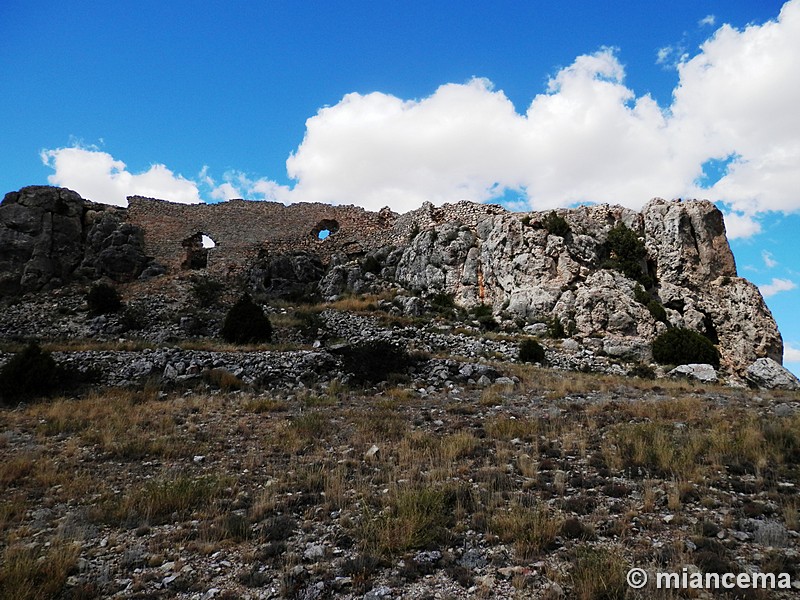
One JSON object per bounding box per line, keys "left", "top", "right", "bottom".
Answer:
{"left": 1, "top": 1, "right": 799, "bottom": 375}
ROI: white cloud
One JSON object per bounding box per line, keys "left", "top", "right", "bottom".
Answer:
{"left": 656, "top": 46, "right": 673, "bottom": 65}
{"left": 281, "top": 49, "right": 697, "bottom": 212}
{"left": 762, "top": 250, "right": 778, "bottom": 268}
{"left": 274, "top": 1, "right": 800, "bottom": 220}
{"left": 699, "top": 14, "right": 716, "bottom": 27}
{"left": 785, "top": 343, "right": 800, "bottom": 362}
{"left": 40, "top": 1, "right": 800, "bottom": 233}
{"left": 722, "top": 211, "right": 761, "bottom": 239}
{"left": 677, "top": 1, "right": 800, "bottom": 216}
{"left": 758, "top": 277, "right": 797, "bottom": 298}
{"left": 41, "top": 146, "right": 200, "bottom": 206}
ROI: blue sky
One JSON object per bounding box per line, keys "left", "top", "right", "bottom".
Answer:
{"left": 2, "top": 1, "right": 799, "bottom": 374}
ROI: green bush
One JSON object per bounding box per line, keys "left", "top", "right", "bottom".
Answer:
{"left": 430, "top": 292, "right": 456, "bottom": 311}
{"left": 361, "top": 255, "right": 381, "bottom": 275}
{"left": 628, "top": 363, "right": 656, "bottom": 380}
{"left": 336, "top": 339, "right": 413, "bottom": 385}
{"left": 633, "top": 284, "right": 651, "bottom": 306}
{"left": 519, "top": 338, "right": 545, "bottom": 364}
{"left": 652, "top": 328, "right": 719, "bottom": 367}
{"left": 646, "top": 300, "right": 668, "bottom": 323}
{"left": 191, "top": 275, "right": 225, "bottom": 308}
{"left": 470, "top": 303, "right": 498, "bottom": 331}
{"left": 542, "top": 211, "right": 571, "bottom": 237}
{"left": 0, "top": 343, "right": 59, "bottom": 405}
{"left": 605, "top": 222, "right": 649, "bottom": 285}
{"left": 220, "top": 294, "right": 273, "bottom": 344}
{"left": 87, "top": 282, "right": 122, "bottom": 315}
{"left": 547, "top": 317, "right": 566, "bottom": 339}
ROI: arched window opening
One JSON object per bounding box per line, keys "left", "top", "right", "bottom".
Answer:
{"left": 181, "top": 232, "right": 215, "bottom": 269}
{"left": 312, "top": 219, "right": 340, "bottom": 241}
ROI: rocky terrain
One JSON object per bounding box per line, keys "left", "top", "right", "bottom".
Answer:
{"left": 1, "top": 186, "right": 799, "bottom": 599}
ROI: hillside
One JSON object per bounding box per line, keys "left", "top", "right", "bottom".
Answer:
{"left": 0, "top": 186, "right": 799, "bottom": 598}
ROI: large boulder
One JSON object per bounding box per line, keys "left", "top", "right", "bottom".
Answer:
{"left": 0, "top": 186, "right": 149, "bottom": 296}
{"left": 79, "top": 210, "right": 149, "bottom": 281}
{"left": 0, "top": 186, "right": 85, "bottom": 294}
{"left": 745, "top": 358, "right": 800, "bottom": 390}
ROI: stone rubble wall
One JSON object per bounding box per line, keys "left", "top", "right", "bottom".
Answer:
{"left": 126, "top": 197, "right": 399, "bottom": 275}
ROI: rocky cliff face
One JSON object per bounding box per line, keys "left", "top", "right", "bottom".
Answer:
{"left": 392, "top": 198, "right": 781, "bottom": 373}
{"left": 0, "top": 186, "right": 149, "bottom": 295}
{"left": 0, "top": 186, "right": 784, "bottom": 375}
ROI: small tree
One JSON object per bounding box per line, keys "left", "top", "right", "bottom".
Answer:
{"left": 542, "top": 211, "right": 571, "bottom": 237}
{"left": 336, "top": 339, "right": 413, "bottom": 385}
{"left": 220, "top": 294, "right": 273, "bottom": 344}
{"left": 87, "top": 282, "right": 122, "bottom": 315}
{"left": 191, "top": 275, "right": 225, "bottom": 308}
{"left": 0, "top": 343, "right": 59, "bottom": 404}
{"left": 519, "top": 338, "right": 545, "bottom": 364}
{"left": 605, "top": 222, "right": 649, "bottom": 285}
{"left": 652, "top": 328, "right": 719, "bottom": 367}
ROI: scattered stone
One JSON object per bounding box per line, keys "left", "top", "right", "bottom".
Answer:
{"left": 745, "top": 358, "right": 800, "bottom": 390}
{"left": 668, "top": 363, "right": 718, "bottom": 383}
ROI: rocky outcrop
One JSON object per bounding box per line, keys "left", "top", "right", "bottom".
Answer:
{"left": 0, "top": 187, "right": 86, "bottom": 294}
{"left": 390, "top": 199, "right": 782, "bottom": 373}
{"left": 0, "top": 187, "right": 785, "bottom": 377}
{"left": 745, "top": 358, "right": 800, "bottom": 390}
{"left": 0, "top": 186, "right": 149, "bottom": 295}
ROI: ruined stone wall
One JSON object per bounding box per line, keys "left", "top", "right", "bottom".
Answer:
{"left": 126, "top": 197, "right": 399, "bottom": 274}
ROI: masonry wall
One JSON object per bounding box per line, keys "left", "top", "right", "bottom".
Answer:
{"left": 126, "top": 197, "right": 400, "bottom": 274}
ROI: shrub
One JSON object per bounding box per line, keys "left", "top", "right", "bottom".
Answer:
{"left": 476, "top": 314, "right": 499, "bottom": 331}
{"left": 220, "top": 294, "right": 273, "bottom": 344}
{"left": 191, "top": 275, "right": 225, "bottom": 308}
{"left": 604, "top": 222, "right": 649, "bottom": 284}
{"left": 120, "top": 302, "right": 148, "bottom": 331}
{"left": 361, "top": 255, "right": 381, "bottom": 275}
{"left": 647, "top": 300, "right": 668, "bottom": 323}
{"left": 628, "top": 363, "right": 656, "bottom": 380}
{"left": 547, "top": 317, "right": 566, "bottom": 339}
{"left": 519, "top": 338, "right": 545, "bottom": 364}
{"left": 520, "top": 215, "right": 532, "bottom": 227}
{"left": 86, "top": 282, "right": 122, "bottom": 315}
{"left": 633, "top": 284, "right": 651, "bottom": 306}
{"left": 542, "top": 211, "right": 571, "bottom": 237}
{"left": 470, "top": 303, "right": 493, "bottom": 318}
{"left": 430, "top": 292, "right": 456, "bottom": 312}
{"left": 336, "top": 339, "right": 413, "bottom": 385}
{"left": 0, "top": 343, "right": 59, "bottom": 405}
{"left": 652, "top": 327, "right": 720, "bottom": 367}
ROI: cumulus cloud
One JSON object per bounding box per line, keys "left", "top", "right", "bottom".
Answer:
{"left": 722, "top": 211, "right": 761, "bottom": 239}
{"left": 41, "top": 1, "right": 800, "bottom": 231}
{"left": 758, "top": 277, "right": 797, "bottom": 298}
{"left": 785, "top": 343, "right": 800, "bottom": 362}
{"left": 275, "top": 0, "right": 800, "bottom": 218}
{"left": 41, "top": 146, "right": 200, "bottom": 206}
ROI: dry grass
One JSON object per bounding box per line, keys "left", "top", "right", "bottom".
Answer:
{"left": 0, "top": 540, "right": 80, "bottom": 600}
{"left": 490, "top": 502, "right": 563, "bottom": 560}
{"left": 0, "top": 368, "right": 798, "bottom": 598}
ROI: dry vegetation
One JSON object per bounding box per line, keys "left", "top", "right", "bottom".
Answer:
{"left": 0, "top": 366, "right": 798, "bottom": 598}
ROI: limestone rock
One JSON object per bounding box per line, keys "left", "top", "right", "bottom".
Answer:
{"left": 668, "top": 363, "right": 718, "bottom": 384}
{"left": 0, "top": 186, "right": 148, "bottom": 294}
{"left": 745, "top": 358, "right": 800, "bottom": 390}
{"left": 0, "top": 186, "right": 85, "bottom": 294}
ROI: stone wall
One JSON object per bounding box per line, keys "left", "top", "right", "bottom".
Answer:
{"left": 126, "top": 197, "right": 399, "bottom": 275}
